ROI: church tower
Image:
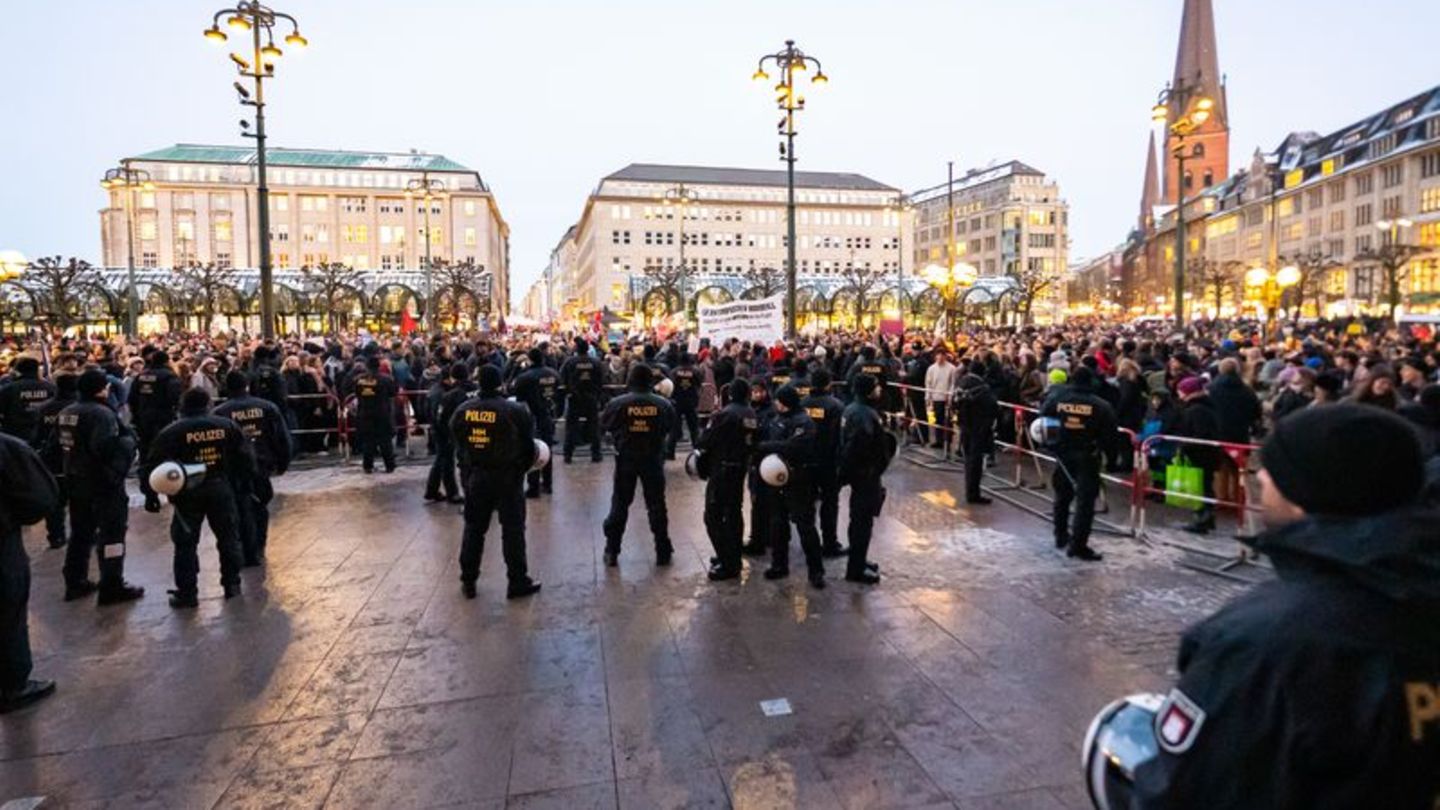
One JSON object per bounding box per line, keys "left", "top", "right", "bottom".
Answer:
{"left": 1162, "top": 0, "right": 1229, "bottom": 204}
{"left": 1140, "top": 131, "right": 1160, "bottom": 233}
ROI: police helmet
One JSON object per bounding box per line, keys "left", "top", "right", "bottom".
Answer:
{"left": 1081, "top": 693, "right": 1164, "bottom": 810}
{"left": 684, "top": 449, "right": 704, "bottom": 480}
{"left": 1029, "top": 416, "right": 1062, "bottom": 447}
{"left": 654, "top": 377, "right": 675, "bottom": 398}
{"left": 759, "top": 454, "right": 789, "bottom": 487}
{"left": 530, "top": 439, "right": 552, "bottom": 472}
{"left": 148, "top": 461, "right": 208, "bottom": 497}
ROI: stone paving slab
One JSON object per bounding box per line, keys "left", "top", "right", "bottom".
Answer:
{"left": 0, "top": 452, "right": 1252, "bottom": 808}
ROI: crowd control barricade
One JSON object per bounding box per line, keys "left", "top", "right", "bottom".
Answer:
{"left": 283, "top": 392, "right": 345, "bottom": 458}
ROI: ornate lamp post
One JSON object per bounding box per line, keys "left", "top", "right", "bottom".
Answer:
{"left": 886, "top": 193, "right": 912, "bottom": 331}
{"left": 753, "top": 40, "right": 828, "bottom": 340}
{"left": 660, "top": 183, "right": 698, "bottom": 323}
{"left": 1151, "top": 77, "right": 1215, "bottom": 328}
{"left": 100, "top": 163, "right": 155, "bottom": 335}
{"left": 202, "top": 2, "right": 309, "bottom": 339}
{"left": 405, "top": 171, "right": 447, "bottom": 331}
{"left": 923, "top": 261, "right": 977, "bottom": 339}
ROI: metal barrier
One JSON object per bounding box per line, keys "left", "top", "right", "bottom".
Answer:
{"left": 283, "top": 392, "right": 345, "bottom": 457}
{"left": 1136, "top": 433, "right": 1266, "bottom": 580}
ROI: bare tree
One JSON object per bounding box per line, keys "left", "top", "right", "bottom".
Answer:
{"left": 300, "top": 262, "right": 366, "bottom": 334}
{"left": 1009, "top": 262, "right": 1056, "bottom": 325}
{"left": 640, "top": 263, "right": 687, "bottom": 318}
{"left": 1355, "top": 242, "right": 1430, "bottom": 321}
{"left": 431, "top": 258, "right": 490, "bottom": 329}
{"left": 173, "top": 260, "right": 240, "bottom": 333}
{"left": 1185, "top": 258, "right": 1241, "bottom": 318}
{"left": 740, "top": 265, "right": 785, "bottom": 299}
{"left": 21, "top": 256, "right": 96, "bottom": 329}
{"left": 1277, "top": 248, "right": 1340, "bottom": 319}
{"left": 838, "top": 262, "right": 887, "bottom": 324}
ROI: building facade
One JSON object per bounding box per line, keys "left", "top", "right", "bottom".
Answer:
{"left": 908, "top": 161, "right": 1070, "bottom": 322}
{"left": 99, "top": 144, "right": 511, "bottom": 315}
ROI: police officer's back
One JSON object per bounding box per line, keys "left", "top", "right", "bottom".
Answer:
{"left": 512, "top": 348, "right": 560, "bottom": 497}
{"left": 0, "top": 358, "right": 56, "bottom": 446}
{"left": 213, "top": 371, "right": 292, "bottom": 566}
{"left": 838, "top": 373, "right": 889, "bottom": 584}
{"left": 599, "top": 365, "right": 676, "bottom": 566}
{"left": 1040, "top": 365, "right": 1114, "bottom": 561}
{"left": 0, "top": 431, "right": 60, "bottom": 713}
{"left": 352, "top": 357, "right": 397, "bottom": 473}
{"left": 425, "top": 364, "right": 473, "bottom": 504}
{"left": 560, "top": 338, "right": 603, "bottom": 463}
{"left": 1132, "top": 405, "right": 1440, "bottom": 809}
{"left": 697, "top": 378, "right": 758, "bottom": 580}
{"left": 800, "top": 369, "right": 846, "bottom": 557}
{"left": 954, "top": 361, "right": 999, "bottom": 505}
{"left": 34, "top": 372, "right": 76, "bottom": 549}
{"left": 758, "top": 385, "right": 826, "bottom": 588}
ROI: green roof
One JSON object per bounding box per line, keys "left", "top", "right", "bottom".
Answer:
{"left": 130, "top": 144, "right": 473, "bottom": 173}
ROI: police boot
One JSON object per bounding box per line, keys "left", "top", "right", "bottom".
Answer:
{"left": 97, "top": 583, "right": 145, "bottom": 606}
{"left": 741, "top": 541, "right": 768, "bottom": 557}
{"left": 525, "top": 487, "right": 541, "bottom": 499}
{"left": 844, "top": 570, "right": 881, "bottom": 585}
{"left": 461, "top": 581, "right": 477, "bottom": 599}
{"left": 0, "top": 679, "right": 56, "bottom": 714}
{"left": 144, "top": 494, "right": 162, "bottom": 513}
{"left": 762, "top": 566, "right": 789, "bottom": 580}
{"left": 64, "top": 581, "right": 98, "bottom": 602}
{"left": 707, "top": 564, "right": 740, "bottom": 582}
{"left": 506, "top": 578, "right": 542, "bottom": 600}
{"left": 167, "top": 589, "right": 199, "bottom": 609}
{"left": 1067, "top": 545, "right": 1104, "bottom": 562}
{"left": 821, "top": 542, "right": 848, "bottom": 559}
{"left": 224, "top": 582, "right": 243, "bottom": 599}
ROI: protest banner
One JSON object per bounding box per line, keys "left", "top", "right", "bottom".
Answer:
{"left": 698, "top": 294, "right": 784, "bottom": 343}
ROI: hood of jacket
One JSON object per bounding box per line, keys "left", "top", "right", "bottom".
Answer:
{"left": 1254, "top": 505, "right": 1440, "bottom": 604}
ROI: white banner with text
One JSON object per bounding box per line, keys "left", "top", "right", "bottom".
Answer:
{"left": 697, "top": 294, "right": 784, "bottom": 344}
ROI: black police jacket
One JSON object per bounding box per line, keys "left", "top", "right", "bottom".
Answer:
{"left": 513, "top": 367, "right": 561, "bottom": 428}
{"left": 35, "top": 393, "right": 76, "bottom": 473}
{"left": 433, "top": 382, "right": 476, "bottom": 445}
{"left": 213, "top": 395, "right": 293, "bottom": 474}
{"left": 143, "top": 413, "right": 256, "bottom": 488}
{"left": 801, "top": 393, "right": 844, "bottom": 465}
{"left": 696, "top": 401, "right": 757, "bottom": 467}
{"left": 600, "top": 390, "right": 676, "bottom": 461}
{"left": 252, "top": 363, "right": 290, "bottom": 414}
{"left": 560, "top": 355, "right": 603, "bottom": 404}
{"left": 0, "top": 375, "right": 57, "bottom": 445}
{"left": 56, "top": 399, "right": 135, "bottom": 487}
{"left": 839, "top": 400, "right": 888, "bottom": 482}
{"left": 449, "top": 392, "right": 535, "bottom": 474}
{"left": 0, "top": 432, "right": 58, "bottom": 539}
{"left": 670, "top": 365, "right": 700, "bottom": 407}
{"left": 352, "top": 373, "right": 397, "bottom": 426}
{"left": 758, "top": 408, "right": 818, "bottom": 469}
{"left": 127, "top": 366, "right": 182, "bottom": 427}
{"left": 954, "top": 373, "right": 999, "bottom": 442}
{"left": 1039, "top": 388, "right": 1116, "bottom": 455}
{"left": 1133, "top": 506, "right": 1440, "bottom": 810}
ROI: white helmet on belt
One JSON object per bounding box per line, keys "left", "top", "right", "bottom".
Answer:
{"left": 148, "top": 461, "right": 207, "bottom": 496}
{"left": 530, "top": 439, "right": 551, "bottom": 471}
{"left": 654, "top": 377, "right": 674, "bottom": 398}
{"left": 1081, "top": 693, "right": 1164, "bottom": 810}
{"left": 759, "top": 454, "right": 789, "bottom": 487}
{"left": 684, "top": 449, "right": 704, "bottom": 480}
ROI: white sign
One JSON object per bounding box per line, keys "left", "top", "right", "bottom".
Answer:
{"left": 698, "top": 294, "right": 784, "bottom": 344}
{"left": 759, "top": 698, "right": 793, "bottom": 717}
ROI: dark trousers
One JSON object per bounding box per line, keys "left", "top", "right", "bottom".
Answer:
{"left": 0, "top": 529, "right": 32, "bottom": 693}
{"left": 704, "top": 463, "right": 747, "bottom": 571}
{"left": 526, "top": 431, "right": 554, "bottom": 494}
{"left": 668, "top": 402, "right": 699, "bottom": 457}
{"left": 931, "top": 402, "right": 950, "bottom": 450}
{"left": 908, "top": 392, "right": 929, "bottom": 443}
{"left": 459, "top": 469, "right": 528, "bottom": 583}
{"left": 961, "top": 429, "right": 992, "bottom": 501}
{"left": 603, "top": 456, "right": 670, "bottom": 555}
{"left": 1053, "top": 452, "right": 1101, "bottom": 550}
{"left": 747, "top": 468, "right": 776, "bottom": 548}
{"left": 64, "top": 481, "right": 128, "bottom": 591}
{"left": 45, "top": 474, "right": 68, "bottom": 544}
{"left": 426, "top": 440, "right": 459, "bottom": 499}
{"left": 357, "top": 424, "right": 396, "bottom": 471}
{"left": 845, "top": 476, "right": 885, "bottom": 577}
{"left": 812, "top": 465, "right": 841, "bottom": 548}
{"left": 235, "top": 473, "right": 274, "bottom": 563}
{"left": 564, "top": 399, "right": 601, "bottom": 461}
{"left": 770, "top": 478, "right": 824, "bottom": 575}
{"left": 171, "top": 483, "right": 244, "bottom": 596}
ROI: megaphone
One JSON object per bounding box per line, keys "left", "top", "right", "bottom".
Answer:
{"left": 654, "top": 377, "right": 674, "bottom": 398}
{"left": 530, "top": 439, "right": 551, "bottom": 472}
{"left": 684, "top": 449, "right": 704, "bottom": 481}
{"left": 759, "top": 454, "right": 789, "bottom": 487}
{"left": 148, "top": 461, "right": 207, "bottom": 496}
{"left": 1081, "top": 693, "right": 1164, "bottom": 810}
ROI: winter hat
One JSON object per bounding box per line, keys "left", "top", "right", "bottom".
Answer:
{"left": 727, "top": 378, "right": 751, "bottom": 404}
{"left": 77, "top": 368, "right": 109, "bottom": 399}
{"left": 477, "top": 364, "right": 503, "bottom": 393}
{"left": 1260, "top": 404, "right": 1424, "bottom": 516}
{"left": 1047, "top": 368, "right": 1068, "bottom": 386}
{"left": 626, "top": 364, "right": 653, "bottom": 391}
{"left": 774, "top": 385, "right": 801, "bottom": 410}
{"left": 1177, "top": 376, "right": 1206, "bottom": 398}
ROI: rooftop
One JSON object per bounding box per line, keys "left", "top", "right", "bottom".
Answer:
{"left": 129, "top": 144, "right": 475, "bottom": 173}
{"left": 909, "top": 160, "right": 1049, "bottom": 204}
{"left": 602, "top": 163, "right": 897, "bottom": 193}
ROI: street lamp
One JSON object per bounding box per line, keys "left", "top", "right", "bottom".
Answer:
{"left": 203, "top": 1, "right": 308, "bottom": 340}
{"left": 1151, "top": 76, "right": 1215, "bottom": 329}
{"left": 886, "top": 193, "right": 913, "bottom": 331}
{"left": 922, "top": 261, "right": 977, "bottom": 338}
{"left": 1245, "top": 264, "right": 1301, "bottom": 325}
{"left": 405, "top": 171, "right": 448, "bottom": 331}
{"left": 100, "top": 164, "right": 155, "bottom": 335}
{"left": 659, "top": 183, "right": 699, "bottom": 322}
{"left": 0, "top": 250, "right": 27, "bottom": 281}
{"left": 753, "top": 39, "right": 828, "bottom": 340}
{"left": 1377, "top": 217, "right": 1414, "bottom": 244}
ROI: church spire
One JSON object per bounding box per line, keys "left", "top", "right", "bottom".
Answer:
{"left": 1140, "top": 131, "right": 1160, "bottom": 231}
{"left": 1172, "top": 0, "right": 1226, "bottom": 126}
{"left": 1161, "top": 0, "right": 1230, "bottom": 205}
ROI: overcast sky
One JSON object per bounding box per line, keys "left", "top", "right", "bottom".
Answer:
{"left": 2, "top": 0, "right": 1437, "bottom": 301}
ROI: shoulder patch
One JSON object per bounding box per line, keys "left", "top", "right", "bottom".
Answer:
{"left": 1155, "top": 688, "right": 1206, "bottom": 754}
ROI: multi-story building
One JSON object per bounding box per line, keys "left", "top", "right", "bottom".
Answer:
{"left": 98, "top": 144, "right": 511, "bottom": 314}
{"left": 566, "top": 163, "right": 906, "bottom": 328}
{"left": 908, "top": 161, "right": 1070, "bottom": 322}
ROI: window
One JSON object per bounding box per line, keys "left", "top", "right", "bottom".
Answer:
{"left": 316, "top": 224, "right": 329, "bottom": 244}
{"left": 1382, "top": 163, "right": 1403, "bottom": 189}
{"left": 1277, "top": 197, "right": 1296, "bottom": 217}
{"left": 176, "top": 219, "right": 195, "bottom": 241}
{"left": 141, "top": 251, "right": 157, "bottom": 268}
{"left": 1328, "top": 182, "right": 1346, "bottom": 204}
{"left": 1412, "top": 259, "right": 1440, "bottom": 294}
{"left": 270, "top": 224, "right": 288, "bottom": 242}
{"left": 1355, "top": 234, "right": 1373, "bottom": 255}
{"left": 1203, "top": 169, "right": 1214, "bottom": 187}
{"left": 464, "top": 227, "right": 477, "bottom": 247}
{"left": 1307, "top": 189, "right": 1325, "bottom": 209}
{"left": 139, "top": 192, "right": 155, "bottom": 209}
{"left": 1420, "top": 222, "right": 1440, "bottom": 247}
{"left": 214, "top": 220, "right": 233, "bottom": 242}
{"left": 1382, "top": 196, "right": 1403, "bottom": 219}
{"left": 1354, "top": 203, "right": 1373, "bottom": 227}
{"left": 1421, "top": 152, "right": 1440, "bottom": 179}
{"left": 210, "top": 194, "right": 230, "bottom": 210}
{"left": 1307, "top": 216, "right": 1323, "bottom": 237}
{"left": 1354, "top": 172, "right": 1374, "bottom": 195}
{"left": 464, "top": 200, "right": 476, "bottom": 216}
{"left": 1026, "top": 210, "right": 1053, "bottom": 226}
{"left": 381, "top": 254, "right": 398, "bottom": 270}
{"left": 611, "top": 230, "right": 630, "bottom": 245}
{"left": 340, "top": 196, "right": 367, "bottom": 214}
{"left": 215, "top": 252, "right": 231, "bottom": 269}
{"left": 1329, "top": 210, "right": 1345, "bottom": 232}
{"left": 1192, "top": 143, "right": 1205, "bottom": 158}
{"left": 1028, "top": 233, "right": 1056, "bottom": 248}
{"left": 1421, "top": 187, "right": 1440, "bottom": 214}
{"left": 1354, "top": 267, "right": 1374, "bottom": 299}
{"left": 139, "top": 219, "right": 157, "bottom": 240}
{"left": 275, "top": 252, "right": 291, "bottom": 268}
{"left": 270, "top": 195, "right": 288, "bottom": 212}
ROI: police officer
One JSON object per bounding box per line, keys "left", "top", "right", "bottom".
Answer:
{"left": 34, "top": 373, "right": 76, "bottom": 549}
{"left": 449, "top": 365, "right": 542, "bottom": 600}
{"left": 599, "top": 365, "right": 676, "bottom": 567}
{"left": 846, "top": 345, "right": 889, "bottom": 405}
{"left": 128, "top": 350, "right": 182, "bottom": 512}
{"left": 743, "top": 376, "right": 778, "bottom": 557}
{"left": 1132, "top": 405, "right": 1440, "bottom": 808}
{"left": 57, "top": 369, "right": 144, "bottom": 604}
{"left": 213, "top": 370, "right": 293, "bottom": 567}
{"left": 759, "top": 385, "right": 827, "bottom": 589}
{"left": 560, "top": 337, "right": 604, "bottom": 464}
{"left": 425, "top": 364, "right": 472, "bottom": 504}
{"left": 1039, "top": 365, "right": 1115, "bottom": 561}
{"left": 666, "top": 353, "right": 701, "bottom": 459}
{"left": 801, "top": 368, "right": 847, "bottom": 558}
{"left": 0, "top": 431, "right": 60, "bottom": 714}
{"left": 512, "top": 348, "right": 560, "bottom": 499}
{"left": 954, "top": 360, "right": 998, "bottom": 506}
{"left": 839, "top": 373, "right": 888, "bottom": 585}
{"left": 144, "top": 388, "right": 254, "bottom": 607}
{"left": 696, "top": 378, "right": 757, "bottom": 581}
{"left": 0, "top": 357, "right": 56, "bottom": 446}
{"left": 352, "top": 356, "right": 397, "bottom": 474}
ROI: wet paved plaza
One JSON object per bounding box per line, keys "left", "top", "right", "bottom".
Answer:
{"left": 1, "top": 452, "right": 1250, "bottom": 809}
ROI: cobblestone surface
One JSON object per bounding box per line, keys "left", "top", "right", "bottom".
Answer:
{"left": 1, "top": 448, "right": 1258, "bottom": 808}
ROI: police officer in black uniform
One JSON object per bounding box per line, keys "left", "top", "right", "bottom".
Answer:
{"left": 352, "top": 356, "right": 397, "bottom": 474}
{"left": 449, "top": 365, "right": 541, "bottom": 600}
{"left": 560, "top": 337, "right": 603, "bottom": 464}
{"left": 599, "top": 365, "right": 676, "bottom": 567}
{"left": 425, "top": 364, "right": 472, "bottom": 504}
{"left": 666, "top": 353, "right": 701, "bottom": 458}
{"left": 697, "top": 378, "right": 757, "bottom": 581}
{"left": 801, "top": 368, "right": 847, "bottom": 558}
{"left": 512, "top": 348, "right": 560, "bottom": 498}
{"left": 846, "top": 345, "right": 888, "bottom": 406}
{"left": 1039, "top": 365, "right": 1114, "bottom": 561}
{"left": 0, "top": 357, "right": 56, "bottom": 446}
{"left": 1132, "top": 405, "right": 1440, "bottom": 809}
{"left": 743, "top": 376, "right": 777, "bottom": 557}
{"left": 954, "top": 360, "right": 998, "bottom": 506}
{"left": 839, "top": 373, "right": 888, "bottom": 585}
{"left": 213, "top": 371, "right": 292, "bottom": 567}
{"left": 35, "top": 372, "right": 76, "bottom": 549}
{"left": 57, "top": 369, "right": 144, "bottom": 604}
{"left": 0, "top": 431, "right": 60, "bottom": 714}
{"left": 759, "top": 385, "right": 827, "bottom": 589}
{"left": 144, "top": 388, "right": 254, "bottom": 607}
{"left": 128, "top": 350, "right": 182, "bottom": 512}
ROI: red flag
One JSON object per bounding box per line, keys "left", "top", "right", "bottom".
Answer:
{"left": 400, "top": 309, "right": 417, "bottom": 336}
